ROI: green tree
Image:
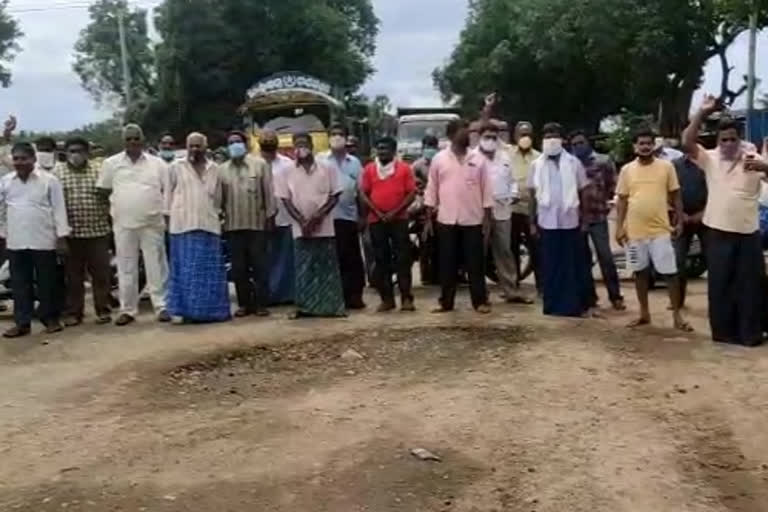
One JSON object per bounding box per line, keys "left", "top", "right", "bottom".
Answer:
{"left": 73, "top": 0, "right": 155, "bottom": 105}
{"left": 0, "top": 0, "right": 22, "bottom": 87}
{"left": 71, "top": 0, "right": 378, "bottom": 138}
{"left": 435, "top": 0, "right": 768, "bottom": 135}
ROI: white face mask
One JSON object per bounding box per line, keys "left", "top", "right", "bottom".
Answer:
{"left": 36, "top": 151, "right": 55, "bottom": 169}
{"left": 542, "top": 138, "right": 563, "bottom": 157}
{"left": 296, "top": 147, "right": 311, "bottom": 160}
{"left": 329, "top": 135, "right": 346, "bottom": 151}
{"left": 479, "top": 138, "right": 498, "bottom": 153}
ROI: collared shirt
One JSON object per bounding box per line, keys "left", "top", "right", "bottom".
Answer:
{"left": 275, "top": 159, "right": 342, "bottom": 239}
{"left": 424, "top": 148, "right": 494, "bottom": 226}
{"left": 672, "top": 156, "right": 707, "bottom": 215}
{"left": 693, "top": 145, "right": 764, "bottom": 234}
{"left": 475, "top": 148, "right": 518, "bottom": 221}
{"left": 266, "top": 153, "right": 295, "bottom": 227}
{"left": 220, "top": 154, "right": 277, "bottom": 232}
{"left": 509, "top": 146, "right": 541, "bottom": 215}
{"left": 167, "top": 159, "right": 223, "bottom": 235}
{"left": 319, "top": 151, "right": 362, "bottom": 222}
{"left": 55, "top": 162, "right": 111, "bottom": 239}
{"left": 527, "top": 153, "right": 589, "bottom": 230}
{"left": 97, "top": 151, "right": 169, "bottom": 229}
{"left": 580, "top": 152, "right": 617, "bottom": 225}
{"left": 0, "top": 169, "right": 71, "bottom": 250}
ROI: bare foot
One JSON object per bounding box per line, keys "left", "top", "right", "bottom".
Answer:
{"left": 674, "top": 315, "right": 694, "bottom": 332}
{"left": 627, "top": 317, "right": 651, "bottom": 328}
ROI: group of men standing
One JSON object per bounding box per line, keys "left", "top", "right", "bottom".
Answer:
{"left": 1, "top": 91, "right": 767, "bottom": 347}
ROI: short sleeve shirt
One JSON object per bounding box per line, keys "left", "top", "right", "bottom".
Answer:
{"left": 617, "top": 158, "right": 680, "bottom": 240}
{"left": 693, "top": 146, "right": 763, "bottom": 234}
{"left": 97, "top": 152, "right": 169, "bottom": 229}
{"left": 361, "top": 160, "right": 416, "bottom": 224}
{"left": 55, "top": 162, "right": 111, "bottom": 239}
{"left": 319, "top": 151, "right": 362, "bottom": 222}
{"left": 275, "top": 160, "right": 343, "bottom": 239}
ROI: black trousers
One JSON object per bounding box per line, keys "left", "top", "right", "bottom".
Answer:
{"left": 437, "top": 223, "right": 487, "bottom": 310}
{"left": 510, "top": 212, "right": 540, "bottom": 290}
{"left": 370, "top": 220, "right": 413, "bottom": 303}
{"left": 706, "top": 228, "right": 763, "bottom": 346}
{"left": 8, "top": 249, "right": 60, "bottom": 328}
{"left": 334, "top": 220, "right": 366, "bottom": 307}
{"left": 226, "top": 230, "right": 268, "bottom": 311}
{"left": 674, "top": 221, "right": 707, "bottom": 307}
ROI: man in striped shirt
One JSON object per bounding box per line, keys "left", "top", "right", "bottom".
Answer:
{"left": 220, "top": 131, "right": 277, "bottom": 317}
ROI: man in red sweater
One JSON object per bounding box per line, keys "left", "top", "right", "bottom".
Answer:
{"left": 360, "top": 137, "right": 417, "bottom": 312}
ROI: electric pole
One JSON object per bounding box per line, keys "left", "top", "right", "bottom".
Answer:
{"left": 118, "top": 7, "right": 132, "bottom": 119}
{"left": 746, "top": 0, "right": 758, "bottom": 141}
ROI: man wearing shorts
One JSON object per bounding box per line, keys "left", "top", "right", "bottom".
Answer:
{"left": 615, "top": 126, "right": 691, "bottom": 332}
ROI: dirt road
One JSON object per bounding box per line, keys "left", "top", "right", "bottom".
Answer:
{"left": 2, "top": 281, "right": 768, "bottom": 512}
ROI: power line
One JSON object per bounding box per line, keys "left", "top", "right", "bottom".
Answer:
{"left": 7, "top": 1, "right": 161, "bottom": 14}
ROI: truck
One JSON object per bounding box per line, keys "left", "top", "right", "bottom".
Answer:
{"left": 396, "top": 107, "right": 461, "bottom": 162}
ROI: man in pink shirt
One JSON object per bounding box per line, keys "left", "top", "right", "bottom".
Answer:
{"left": 424, "top": 119, "right": 494, "bottom": 313}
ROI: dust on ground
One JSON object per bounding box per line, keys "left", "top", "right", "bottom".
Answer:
{"left": 2, "top": 281, "right": 768, "bottom": 512}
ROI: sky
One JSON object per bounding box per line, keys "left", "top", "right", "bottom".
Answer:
{"left": 1, "top": 0, "right": 766, "bottom": 132}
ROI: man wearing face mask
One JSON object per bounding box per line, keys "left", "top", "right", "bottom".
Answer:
{"left": 412, "top": 135, "right": 439, "bottom": 185}
{"left": 97, "top": 124, "right": 170, "bottom": 326}
{"left": 158, "top": 133, "right": 177, "bottom": 163}
{"left": 220, "top": 131, "right": 276, "bottom": 317}
{"left": 683, "top": 95, "right": 768, "bottom": 346}
{"left": 510, "top": 121, "right": 541, "bottom": 292}
{"left": 475, "top": 122, "right": 532, "bottom": 305}
{"left": 569, "top": 130, "right": 624, "bottom": 311}
{"left": 424, "top": 118, "right": 494, "bottom": 314}
{"left": 360, "top": 136, "right": 417, "bottom": 312}
{"left": 319, "top": 123, "right": 366, "bottom": 310}
{"left": 259, "top": 130, "right": 296, "bottom": 305}
{"left": 276, "top": 132, "right": 345, "bottom": 318}
{"left": 528, "top": 123, "right": 592, "bottom": 318}
{"left": 35, "top": 137, "right": 57, "bottom": 172}
{"left": 0, "top": 143, "right": 70, "bottom": 337}
{"left": 55, "top": 137, "right": 113, "bottom": 326}
{"left": 166, "top": 132, "right": 230, "bottom": 324}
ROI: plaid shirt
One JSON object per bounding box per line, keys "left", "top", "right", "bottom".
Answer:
{"left": 580, "top": 152, "right": 617, "bottom": 224}
{"left": 55, "top": 162, "right": 111, "bottom": 238}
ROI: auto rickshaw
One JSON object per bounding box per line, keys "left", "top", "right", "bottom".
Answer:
{"left": 240, "top": 72, "right": 350, "bottom": 156}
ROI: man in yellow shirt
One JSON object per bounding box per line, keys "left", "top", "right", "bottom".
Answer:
{"left": 616, "top": 126, "right": 690, "bottom": 332}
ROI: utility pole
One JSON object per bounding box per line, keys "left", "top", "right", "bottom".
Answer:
{"left": 746, "top": 0, "right": 758, "bottom": 141}
{"left": 117, "top": 8, "right": 132, "bottom": 118}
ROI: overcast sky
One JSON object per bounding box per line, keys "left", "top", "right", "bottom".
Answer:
{"left": 1, "top": 0, "right": 765, "bottom": 132}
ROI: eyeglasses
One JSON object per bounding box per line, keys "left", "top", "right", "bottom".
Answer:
{"left": 125, "top": 137, "right": 142, "bottom": 142}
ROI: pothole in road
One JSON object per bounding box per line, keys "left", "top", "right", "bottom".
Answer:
{"left": 154, "top": 326, "right": 529, "bottom": 407}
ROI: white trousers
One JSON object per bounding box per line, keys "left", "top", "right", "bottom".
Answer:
{"left": 114, "top": 225, "right": 169, "bottom": 317}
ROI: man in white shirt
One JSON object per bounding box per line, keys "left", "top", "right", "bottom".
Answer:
{"left": 475, "top": 122, "right": 532, "bottom": 305}
{"left": 97, "top": 124, "right": 171, "bottom": 326}
{"left": 260, "top": 131, "right": 296, "bottom": 305}
{"left": 0, "top": 143, "right": 70, "bottom": 337}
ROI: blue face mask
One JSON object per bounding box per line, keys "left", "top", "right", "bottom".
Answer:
{"left": 572, "top": 145, "right": 592, "bottom": 162}
{"left": 423, "top": 148, "right": 438, "bottom": 160}
{"left": 159, "top": 149, "right": 175, "bottom": 162}
{"left": 228, "top": 142, "right": 247, "bottom": 159}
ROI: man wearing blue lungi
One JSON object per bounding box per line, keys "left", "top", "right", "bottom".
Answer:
{"left": 166, "top": 133, "right": 231, "bottom": 323}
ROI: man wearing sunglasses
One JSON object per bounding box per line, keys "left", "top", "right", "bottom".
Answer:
{"left": 683, "top": 95, "right": 768, "bottom": 347}
{"left": 97, "top": 124, "right": 171, "bottom": 326}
